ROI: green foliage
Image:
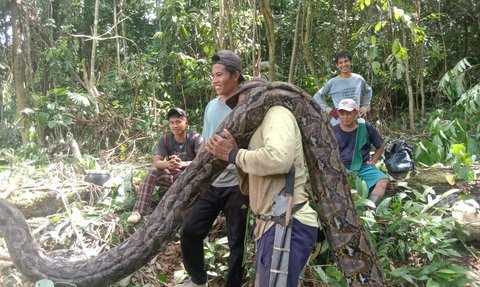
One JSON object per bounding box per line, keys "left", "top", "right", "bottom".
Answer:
{"left": 439, "top": 58, "right": 480, "bottom": 137}
{"left": 16, "top": 127, "right": 49, "bottom": 165}
{"left": 24, "top": 88, "right": 94, "bottom": 144}
{"left": 312, "top": 264, "right": 347, "bottom": 287}
{"left": 98, "top": 171, "right": 137, "bottom": 213}
{"left": 311, "top": 184, "right": 477, "bottom": 287}
{"left": 371, "top": 187, "right": 475, "bottom": 286}
{"left": 203, "top": 236, "right": 229, "bottom": 279}
{"left": 414, "top": 58, "right": 479, "bottom": 182}
{"left": 414, "top": 110, "right": 474, "bottom": 167}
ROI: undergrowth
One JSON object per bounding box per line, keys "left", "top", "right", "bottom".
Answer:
{"left": 0, "top": 155, "right": 479, "bottom": 287}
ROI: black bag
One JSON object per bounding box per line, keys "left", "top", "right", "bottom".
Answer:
{"left": 384, "top": 140, "right": 416, "bottom": 173}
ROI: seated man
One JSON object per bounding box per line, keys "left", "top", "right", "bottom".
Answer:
{"left": 127, "top": 107, "right": 203, "bottom": 224}
{"left": 333, "top": 98, "right": 389, "bottom": 206}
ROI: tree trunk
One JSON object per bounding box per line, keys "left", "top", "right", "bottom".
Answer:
{"left": 218, "top": 0, "right": 226, "bottom": 49}
{"left": 414, "top": 0, "right": 425, "bottom": 115}
{"left": 419, "top": 56, "right": 425, "bottom": 114}
{"left": 24, "top": 10, "right": 34, "bottom": 95}
{"left": 0, "top": 72, "right": 6, "bottom": 146}
{"left": 89, "top": 0, "right": 100, "bottom": 116}
{"left": 11, "top": 0, "right": 28, "bottom": 143}
{"left": 152, "top": 89, "right": 157, "bottom": 124}
{"left": 342, "top": 0, "right": 352, "bottom": 49}
{"left": 225, "top": 0, "right": 234, "bottom": 50}
{"left": 113, "top": 0, "right": 121, "bottom": 67}
{"left": 206, "top": 1, "right": 219, "bottom": 50}
{"left": 288, "top": 1, "right": 302, "bottom": 84}
{"left": 0, "top": 62, "right": 5, "bottom": 146}
{"left": 302, "top": 0, "right": 321, "bottom": 89}
{"left": 402, "top": 29, "right": 415, "bottom": 130}
{"left": 252, "top": 0, "right": 261, "bottom": 77}
{"left": 119, "top": 0, "right": 126, "bottom": 61}
{"left": 259, "top": 0, "right": 275, "bottom": 81}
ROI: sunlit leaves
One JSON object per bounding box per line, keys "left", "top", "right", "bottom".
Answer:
{"left": 356, "top": 0, "right": 372, "bottom": 11}
{"left": 374, "top": 21, "right": 387, "bottom": 32}
{"left": 450, "top": 144, "right": 471, "bottom": 165}
{"left": 393, "top": 7, "right": 404, "bottom": 21}
{"left": 391, "top": 39, "right": 407, "bottom": 61}
{"left": 445, "top": 173, "right": 455, "bottom": 185}
{"left": 68, "top": 92, "right": 90, "bottom": 107}
{"left": 371, "top": 61, "right": 381, "bottom": 75}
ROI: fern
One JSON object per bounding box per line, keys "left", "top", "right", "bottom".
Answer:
{"left": 438, "top": 58, "right": 470, "bottom": 100}
{"left": 457, "top": 84, "right": 480, "bottom": 118}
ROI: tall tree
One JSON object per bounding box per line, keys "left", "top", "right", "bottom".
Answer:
{"left": 251, "top": 0, "right": 261, "bottom": 77}
{"left": 224, "top": 0, "right": 234, "bottom": 49}
{"left": 402, "top": 29, "right": 415, "bottom": 130}
{"left": 288, "top": 1, "right": 302, "bottom": 83}
{"left": 0, "top": 63, "right": 7, "bottom": 146}
{"left": 11, "top": 0, "right": 28, "bottom": 143}
{"left": 88, "top": 0, "right": 100, "bottom": 116}
{"left": 218, "top": 0, "right": 226, "bottom": 49}
{"left": 206, "top": 1, "right": 220, "bottom": 50}
{"left": 414, "top": 0, "right": 426, "bottom": 115}
{"left": 259, "top": 0, "right": 275, "bottom": 80}
{"left": 302, "top": 0, "right": 321, "bottom": 89}
{"left": 113, "top": 0, "right": 121, "bottom": 67}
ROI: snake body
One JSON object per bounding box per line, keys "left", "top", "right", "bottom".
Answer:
{"left": 0, "top": 81, "right": 384, "bottom": 286}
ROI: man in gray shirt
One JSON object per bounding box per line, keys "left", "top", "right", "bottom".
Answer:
{"left": 314, "top": 51, "right": 372, "bottom": 125}
{"left": 175, "top": 50, "right": 249, "bottom": 287}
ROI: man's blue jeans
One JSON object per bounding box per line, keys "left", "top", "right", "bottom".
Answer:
{"left": 255, "top": 218, "right": 317, "bottom": 287}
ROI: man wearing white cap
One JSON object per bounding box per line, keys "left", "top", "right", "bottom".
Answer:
{"left": 333, "top": 98, "right": 389, "bottom": 206}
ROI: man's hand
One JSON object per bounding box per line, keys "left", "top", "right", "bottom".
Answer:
{"left": 207, "top": 129, "right": 237, "bottom": 162}
{"left": 359, "top": 107, "right": 368, "bottom": 117}
{"left": 166, "top": 156, "right": 182, "bottom": 171}
{"left": 329, "top": 108, "right": 339, "bottom": 119}
{"left": 169, "top": 154, "right": 181, "bottom": 163}
{"left": 153, "top": 155, "right": 181, "bottom": 171}
{"left": 171, "top": 155, "right": 185, "bottom": 169}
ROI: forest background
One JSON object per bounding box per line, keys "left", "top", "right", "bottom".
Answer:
{"left": 0, "top": 0, "right": 480, "bottom": 286}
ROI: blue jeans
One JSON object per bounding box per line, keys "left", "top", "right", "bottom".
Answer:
{"left": 255, "top": 218, "right": 317, "bottom": 287}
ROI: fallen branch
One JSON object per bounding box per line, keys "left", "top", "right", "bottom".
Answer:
{"left": 50, "top": 186, "right": 89, "bottom": 256}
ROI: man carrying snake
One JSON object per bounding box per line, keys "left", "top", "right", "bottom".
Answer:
{"left": 208, "top": 78, "right": 319, "bottom": 287}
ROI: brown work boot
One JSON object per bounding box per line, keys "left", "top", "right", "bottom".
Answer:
{"left": 127, "top": 211, "right": 142, "bottom": 224}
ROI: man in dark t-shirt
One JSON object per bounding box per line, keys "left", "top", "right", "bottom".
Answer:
{"left": 127, "top": 107, "right": 203, "bottom": 224}
{"left": 333, "top": 99, "right": 389, "bottom": 206}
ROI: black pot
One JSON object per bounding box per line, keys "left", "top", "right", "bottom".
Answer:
{"left": 85, "top": 170, "right": 111, "bottom": 186}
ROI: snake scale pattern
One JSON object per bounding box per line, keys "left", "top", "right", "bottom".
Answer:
{"left": 0, "top": 80, "right": 384, "bottom": 286}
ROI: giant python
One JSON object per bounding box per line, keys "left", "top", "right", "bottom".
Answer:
{"left": 0, "top": 80, "right": 385, "bottom": 286}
